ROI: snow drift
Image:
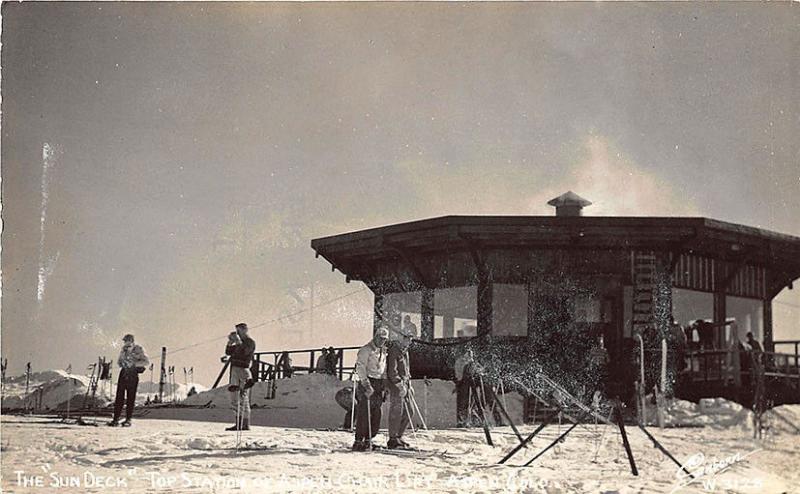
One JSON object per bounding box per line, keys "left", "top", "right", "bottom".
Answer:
{"left": 1, "top": 370, "right": 111, "bottom": 411}
{"left": 161, "top": 373, "right": 525, "bottom": 429}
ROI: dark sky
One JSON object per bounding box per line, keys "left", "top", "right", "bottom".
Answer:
{"left": 2, "top": 2, "right": 798, "bottom": 384}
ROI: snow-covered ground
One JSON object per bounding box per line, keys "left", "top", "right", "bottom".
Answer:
{"left": 2, "top": 407, "right": 799, "bottom": 493}
{"left": 3, "top": 371, "right": 799, "bottom": 492}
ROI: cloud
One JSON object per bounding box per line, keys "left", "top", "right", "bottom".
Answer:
{"left": 526, "top": 135, "right": 701, "bottom": 217}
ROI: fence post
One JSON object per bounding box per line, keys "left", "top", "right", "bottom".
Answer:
{"left": 338, "top": 349, "right": 344, "bottom": 380}
{"left": 310, "top": 351, "right": 315, "bottom": 374}
{"left": 252, "top": 354, "right": 261, "bottom": 382}
{"left": 158, "top": 347, "right": 167, "bottom": 402}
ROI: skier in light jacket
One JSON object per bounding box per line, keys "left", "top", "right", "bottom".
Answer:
{"left": 351, "top": 326, "right": 389, "bottom": 451}
{"left": 109, "top": 334, "right": 149, "bottom": 427}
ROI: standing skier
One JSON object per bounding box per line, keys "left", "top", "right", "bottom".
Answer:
{"left": 386, "top": 323, "right": 415, "bottom": 449}
{"left": 352, "top": 327, "right": 389, "bottom": 451}
{"left": 223, "top": 322, "right": 256, "bottom": 431}
{"left": 109, "top": 334, "right": 149, "bottom": 427}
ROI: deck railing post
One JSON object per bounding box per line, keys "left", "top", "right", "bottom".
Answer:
{"left": 252, "top": 354, "right": 261, "bottom": 382}
{"left": 785, "top": 355, "right": 790, "bottom": 386}
{"left": 310, "top": 350, "right": 315, "bottom": 374}
{"left": 795, "top": 342, "right": 799, "bottom": 369}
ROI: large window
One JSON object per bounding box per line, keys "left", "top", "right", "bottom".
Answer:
{"left": 493, "top": 284, "right": 527, "bottom": 337}
{"left": 434, "top": 286, "right": 477, "bottom": 339}
{"left": 672, "top": 288, "right": 713, "bottom": 346}
{"left": 726, "top": 296, "right": 763, "bottom": 344}
{"left": 380, "top": 291, "right": 422, "bottom": 341}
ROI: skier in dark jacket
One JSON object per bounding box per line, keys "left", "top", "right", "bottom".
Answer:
{"left": 386, "top": 323, "right": 415, "bottom": 449}
{"left": 223, "top": 322, "right": 256, "bottom": 431}
{"left": 325, "top": 346, "right": 339, "bottom": 375}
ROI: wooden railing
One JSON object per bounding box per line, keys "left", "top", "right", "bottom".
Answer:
{"left": 251, "top": 346, "right": 361, "bottom": 382}
{"left": 763, "top": 351, "right": 800, "bottom": 381}
{"left": 774, "top": 340, "right": 800, "bottom": 364}
{"left": 685, "top": 349, "right": 800, "bottom": 388}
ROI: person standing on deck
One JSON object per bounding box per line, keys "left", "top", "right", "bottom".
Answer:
{"left": 109, "top": 334, "right": 149, "bottom": 427}
{"left": 387, "top": 322, "right": 415, "bottom": 449}
{"left": 746, "top": 332, "right": 763, "bottom": 354}
{"left": 325, "top": 346, "right": 339, "bottom": 375}
{"left": 352, "top": 327, "right": 389, "bottom": 451}
{"left": 223, "top": 323, "right": 256, "bottom": 431}
{"left": 315, "top": 348, "right": 329, "bottom": 373}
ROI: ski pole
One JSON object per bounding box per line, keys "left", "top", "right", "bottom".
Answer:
{"left": 235, "top": 384, "right": 242, "bottom": 451}
{"left": 366, "top": 393, "right": 372, "bottom": 449}
{"left": 350, "top": 384, "right": 357, "bottom": 432}
{"left": 409, "top": 391, "right": 428, "bottom": 431}
{"left": 66, "top": 378, "right": 71, "bottom": 422}
{"left": 403, "top": 396, "right": 418, "bottom": 444}
{"left": 240, "top": 386, "right": 248, "bottom": 448}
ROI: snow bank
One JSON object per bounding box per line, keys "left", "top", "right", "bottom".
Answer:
{"left": 643, "top": 397, "right": 753, "bottom": 429}
{"left": 767, "top": 404, "right": 800, "bottom": 436}
{"left": 137, "top": 380, "right": 208, "bottom": 396}
{"left": 1, "top": 372, "right": 111, "bottom": 411}
{"left": 181, "top": 373, "right": 361, "bottom": 428}
{"left": 170, "top": 374, "right": 524, "bottom": 429}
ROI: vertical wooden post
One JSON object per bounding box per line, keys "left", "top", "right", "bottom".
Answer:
{"left": 732, "top": 344, "right": 741, "bottom": 387}
{"left": 421, "top": 287, "right": 435, "bottom": 341}
{"left": 373, "top": 293, "right": 384, "bottom": 335}
{"left": 25, "top": 362, "right": 31, "bottom": 396}
{"left": 477, "top": 278, "right": 493, "bottom": 336}
{"left": 309, "top": 351, "right": 315, "bottom": 374}
{"left": 251, "top": 354, "right": 261, "bottom": 382}
{"left": 526, "top": 281, "right": 536, "bottom": 339}
{"left": 158, "top": 347, "right": 167, "bottom": 402}
{"left": 713, "top": 262, "right": 727, "bottom": 348}
{"left": 763, "top": 299, "right": 773, "bottom": 352}
{"left": 443, "top": 316, "right": 455, "bottom": 338}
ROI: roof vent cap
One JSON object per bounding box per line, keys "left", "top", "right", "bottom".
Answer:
{"left": 547, "top": 191, "right": 592, "bottom": 217}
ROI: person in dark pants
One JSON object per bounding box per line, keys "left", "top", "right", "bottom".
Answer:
{"left": 223, "top": 322, "right": 256, "bottom": 431}
{"left": 386, "top": 324, "right": 415, "bottom": 449}
{"left": 352, "top": 327, "right": 389, "bottom": 451}
{"left": 109, "top": 334, "right": 149, "bottom": 427}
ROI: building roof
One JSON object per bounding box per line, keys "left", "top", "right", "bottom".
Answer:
{"left": 311, "top": 215, "right": 800, "bottom": 293}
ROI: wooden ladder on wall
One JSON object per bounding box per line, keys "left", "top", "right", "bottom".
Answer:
{"left": 632, "top": 251, "right": 657, "bottom": 335}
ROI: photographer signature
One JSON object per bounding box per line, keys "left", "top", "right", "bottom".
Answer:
{"left": 670, "top": 448, "right": 761, "bottom": 493}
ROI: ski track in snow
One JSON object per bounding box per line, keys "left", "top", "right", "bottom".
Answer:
{"left": 2, "top": 414, "right": 799, "bottom": 494}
